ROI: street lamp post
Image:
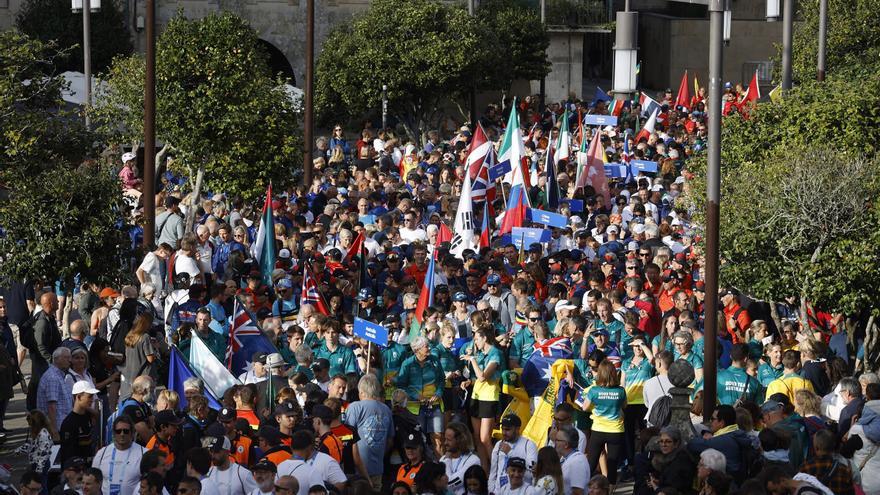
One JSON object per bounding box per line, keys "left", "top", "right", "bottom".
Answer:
{"left": 539, "top": 0, "right": 546, "bottom": 111}
{"left": 72, "top": 0, "right": 99, "bottom": 127}
{"left": 382, "top": 84, "right": 388, "bottom": 130}
{"left": 817, "top": 0, "right": 827, "bottom": 81}
{"left": 303, "top": 0, "right": 315, "bottom": 186}
{"left": 703, "top": 0, "right": 724, "bottom": 423}
{"left": 781, "top": 0, "right": 793, "bottom": 89}
{"left": 143, "top": 0, "right": 156, "bottom": 248}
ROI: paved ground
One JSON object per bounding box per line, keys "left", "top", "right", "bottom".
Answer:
{"left": 1, "top": 359, "right": 33, "bottom": 484}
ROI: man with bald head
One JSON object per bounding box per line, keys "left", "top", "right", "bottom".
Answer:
{"left": 61, "top": 319, "right": 88, "bottom": 354}
{"left": 27, "top": 292, "right": 62, "bottom": 409}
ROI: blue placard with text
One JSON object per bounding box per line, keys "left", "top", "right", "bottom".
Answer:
{"left": 511, "top": 227, "right": 551, "bottom": 249}
{"left": 631, "top": 160, "right": 659, "bottom": 173}
{"left": 488, "top": 160, "right": 513, "bottom": 182}
{"left": 584, "top": 115, "right": 618, "bottom": 126}
{"left": 527, "top": 208, "right": 568, "bottom": 229}
{"left": 354, "top": 317, "right": 389, "bottom": 346}
{"left": 604, "top": 163, "right": 628, "bottom": 178}
{"left": 565, "top": 199, "right": 584, "bottom": 212}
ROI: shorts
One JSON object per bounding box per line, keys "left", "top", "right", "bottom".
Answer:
{"left": 417, "top": 404, "right": 444, "bottom": 433}
{"left": 469, "top": 399, "right": 499, "bottom": 419}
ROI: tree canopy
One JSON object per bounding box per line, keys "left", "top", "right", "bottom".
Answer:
{"left": 315, "top": 0, "right": 549, "bottom": 141}
{"left": 92, "top": 12, "right": 301, "bottom": 200}
{"left": 16, "top": 0, "right": 133, "bottom": 74}
{"left": 0, "top": 32, "right": 130, "bottom": 287}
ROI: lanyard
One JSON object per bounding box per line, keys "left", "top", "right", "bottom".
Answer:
{"left": 108, "top": 446, "right": 133, "bottom": 486}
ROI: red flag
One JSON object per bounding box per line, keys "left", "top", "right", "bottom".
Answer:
{"left": 344, "top": 231, "right": 364, "bottom": 264}
{"left": 675, "top": 70, "right": 690, "bottom": 111}
{"left": 438, "top": 221, "right": 453, "bottom": 244}
{"left": 499, "top": 187, "right": 528, "bottom": 235}
{"left": 737, "top": 70, "right": 761, "bottom": 119}
{"left": 466, "top": 123, "right": 492, "bottom": 180}
{"left": 301, "top": 265, "right": 329, "bottom": 315}
{"left": 414, "top": 252, "right": 436, "bottom": 323}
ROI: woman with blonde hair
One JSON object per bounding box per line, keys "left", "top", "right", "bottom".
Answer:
{"left": 795, "top": 388, "right": 831, "bottom": 437}
{"left": 120, "top": 313, "right": 157, "bottom": 398}
{"left": 155, "top": 389, "right": 179, "bottom": 411}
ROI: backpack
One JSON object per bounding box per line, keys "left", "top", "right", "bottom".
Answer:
{"left": 18, "top": 314, "right": 38, "bottom": 352}
{"left": 648, "top": 378, "right": 672, "bottom": 427}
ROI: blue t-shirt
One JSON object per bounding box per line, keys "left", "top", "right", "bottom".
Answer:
{"left": 343, "top": 399, "right": 394, "bottom": 476}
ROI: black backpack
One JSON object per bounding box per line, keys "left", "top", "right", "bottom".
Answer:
{"left": 648, "top": 379, "right": 672, "bottom": 427}
{"left": 18, "top": 314, "right": 38, "bottom": 352}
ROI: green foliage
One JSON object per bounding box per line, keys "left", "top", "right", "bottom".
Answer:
{"left": 785, "top": 0, "right": 880, "bottom": 84}
{"left": 16, "top": 0, "right": 133, "bottom": 74}
{"left": 710, "top": 75, "right": 880, "bottom": 170}
{"left": 476, "top": 0, "right": 550, "bottom": 84}
{"left": 93, "top": 12, "right": 302, "bottom": 201}
{"left": 0, "top": 33, "right": 130, "bottom": 286}
{"left": 315, "top": 0, "right": 549, "bottom": 139}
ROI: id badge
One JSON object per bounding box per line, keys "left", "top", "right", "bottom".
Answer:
{"left": 109, "top": 484, "right": 122, "bottom": 495}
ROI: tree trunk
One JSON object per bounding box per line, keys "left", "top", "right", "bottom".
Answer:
{"left": 769, "top": 302, "right": 783, "bottom": 335}
{"left": 184, "top": 164, "right": 205, "bottom": 233}
{"left": 864, "top": 314, "right": 878, "bottom": 373}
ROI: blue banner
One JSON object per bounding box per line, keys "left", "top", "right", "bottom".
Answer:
{"left": 488, "top": 160, "right": 513, "bottom": 182}
{"left": 527, "top": 208, "right": 568, "bottom": 229}
{"left": 511, "top": 227, "right": 551, "bottom": 249}
{"left": 631, "top": 160, "right": 659, "bottom": 173}
{"left": 354, "top": 317, "right": 389, "bottom": 346}
{"left": 604, "top": 163, "right": 628, "bottom": 178}
{"left": 584, "top": 115, "right": 618, "bottom": 126}
{"left": 564, "top": 199, "right": 584, "bottom": 212}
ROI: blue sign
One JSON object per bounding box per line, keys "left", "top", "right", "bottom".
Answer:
{"left": 511, "top": 227, "right": 551, "bottom": 249}
{"left": 584, "top": 115, "right": 618, "bottom": 126}
{"left": 527, "top": 208, "right": 568, "bottom": 229}
{"left": 631, "top": 160, "right": 659, "bottom": 173}
{"left": 488, "top": 160, "right": 513, "bottom": 182}
{"left": 565, "top": 199, "right": 584, "bottom": 212}
{"left": 604, "top": 163, "right": 628, "bottom": 178}
{"left": 354, "top": 317, "right": 389, "bottom": 346}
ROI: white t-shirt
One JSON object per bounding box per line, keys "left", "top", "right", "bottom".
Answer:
{"left": 440, "top": 452, "right": 481, "bottom": 495}
{"left": 497, "top": 484, "right": 531, "bottom": 495}
{"left": 398, "top": 227, "right": 427, "bottom": 244}
{"left": 560, "top": 450, "right": 589, "bottom": 495}
{"left": 174, "top": 252, "right": 201, "bottom": 284}
{"left": 276, "top": 452, "right": 346, "bottom": 495}
{"left": 92, "top": 443, "right": 146, "bottom": 495}
{"left": 489, "top": 436, "right": 538, "bottom": 494}
{"left": 207, "top": 463, "right": 258, "bottom": 495}
{"left": 199, "top": 476, "right": 222, "bottom": 495}
{"left": 197, "top": 241, "right": 214, "bottom": 275}
{"left": 138, "top": 252, "right": 165, "bottom": 290}
{"left": 642, "top": 374, "right": 673, "bottom": 425}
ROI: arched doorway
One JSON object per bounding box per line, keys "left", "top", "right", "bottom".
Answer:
{"left": 258, "top": 39, "right": 296, "bottom": 85}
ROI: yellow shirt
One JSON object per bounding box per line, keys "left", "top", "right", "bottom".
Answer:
{"left": 765, "top": 373, "right": 814, "bottom": 404}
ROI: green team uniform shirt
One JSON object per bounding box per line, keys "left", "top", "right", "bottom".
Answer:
{"left": 314, "top": 342, "right": 358, "bottom": 376}
{"left": 586, "top": 386, "right": 627, "bottom": 433}
{"left": 716, "top": 366, "right": 761, "bottom": 405}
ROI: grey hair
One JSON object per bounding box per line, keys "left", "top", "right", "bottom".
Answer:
{"left": 840, "top": 377, "right": 862, "bottom": 398}
{"left": 659, "top": 426, "right": 681, "bottom": 444}
{"left": 294, "top": 344, "right": 313, "bottom": 365}
{"left": 357, "top": 373, "right": 384, "bottom": 400}
{"left": 402, "top": 293, "right": 418, "bottom": 306}
{"left": 859, "top": 373, "right": 880, "bottom": 385}
{"left": 183, "top": 377, "right": 203, "bottom": 392}
{"left": 140, "top": 283, "right": 156, "bottom": 297}
{"left": 52, "top": 346, "right": 71, "bottom": 362}
{"left": 700, "top": 449, "right": 726, "bottom": 472}
{"left": 131, "top": 375, "right": 154, "bottom": 396}
{"left": 410, "top": 336, "right": 429, "bottom": 352}
{"left": 557, "top": 425, "right": 579, "bottom": 449}
{"left": 673, "top": 330, "right": 694, "bottom": 348}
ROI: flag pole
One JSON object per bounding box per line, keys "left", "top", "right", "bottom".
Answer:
{"left": 366, "top": 344, "right": 372, "bottom": 374}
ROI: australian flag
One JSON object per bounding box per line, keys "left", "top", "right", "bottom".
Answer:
{"left": 226, "top": 297, "right": 277, "bottom": 377}
{"left": 521, "top": 337, "right": 573, "bottom": 397}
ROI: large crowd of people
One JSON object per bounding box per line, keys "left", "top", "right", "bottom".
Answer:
{"left": 0, "top": 87, "right": 877, "bottom": 495}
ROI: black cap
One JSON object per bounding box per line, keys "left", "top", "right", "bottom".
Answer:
{"left": 500, "top": 415, "right": 522, "bottom": 428}
{"left": 507, "top": 457, "right": 527, "bottom": 470}
{"left": 252, "top": 352, "right": 268, "bottom": 365}
{"left": 155, "top": 410, "right": 184, "bottom": 427}
{"left": 403, "top": 433, "right": 422, "bottom": 449}
{"left": 218, "top": 407, "right": 236, "bottom": 422}
{"left": 251, "top": 459, "right": 277, "bottom": 473}
{"left": 204, "top": 435, "right": 231, "bottom": 452}
{"left": 311, "top": 358, "right": 330, "bottom": 371}
{"left": 274, "top": 400, "right": 299, "bottom": 417}
{"left": 62, "top": 457, "right": 86, "bottom": 470}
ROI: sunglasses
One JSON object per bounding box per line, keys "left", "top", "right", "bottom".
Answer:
{"left": 528, "top": 317, "right": 541, "bottom": 322}
{"left": 115, "top": 428, "right": 131, "bottom": 434}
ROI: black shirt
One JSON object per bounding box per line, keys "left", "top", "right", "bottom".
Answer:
{"left": 58, "top": 410, "right": 94, "bottom": 464}
{"left": 0, "top": 281, "right": 34, "bottom": 327}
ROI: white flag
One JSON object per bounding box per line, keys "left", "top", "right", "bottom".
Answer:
{"left": 449, "top": 173, "right": 477, "bottom": 259}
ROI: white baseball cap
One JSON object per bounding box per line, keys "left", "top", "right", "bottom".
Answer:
{"left": 121, "top": 152, "right": 137, "bottom": 163}
{"left": 72, "top": 380, "right": 99, "bottom": 395}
